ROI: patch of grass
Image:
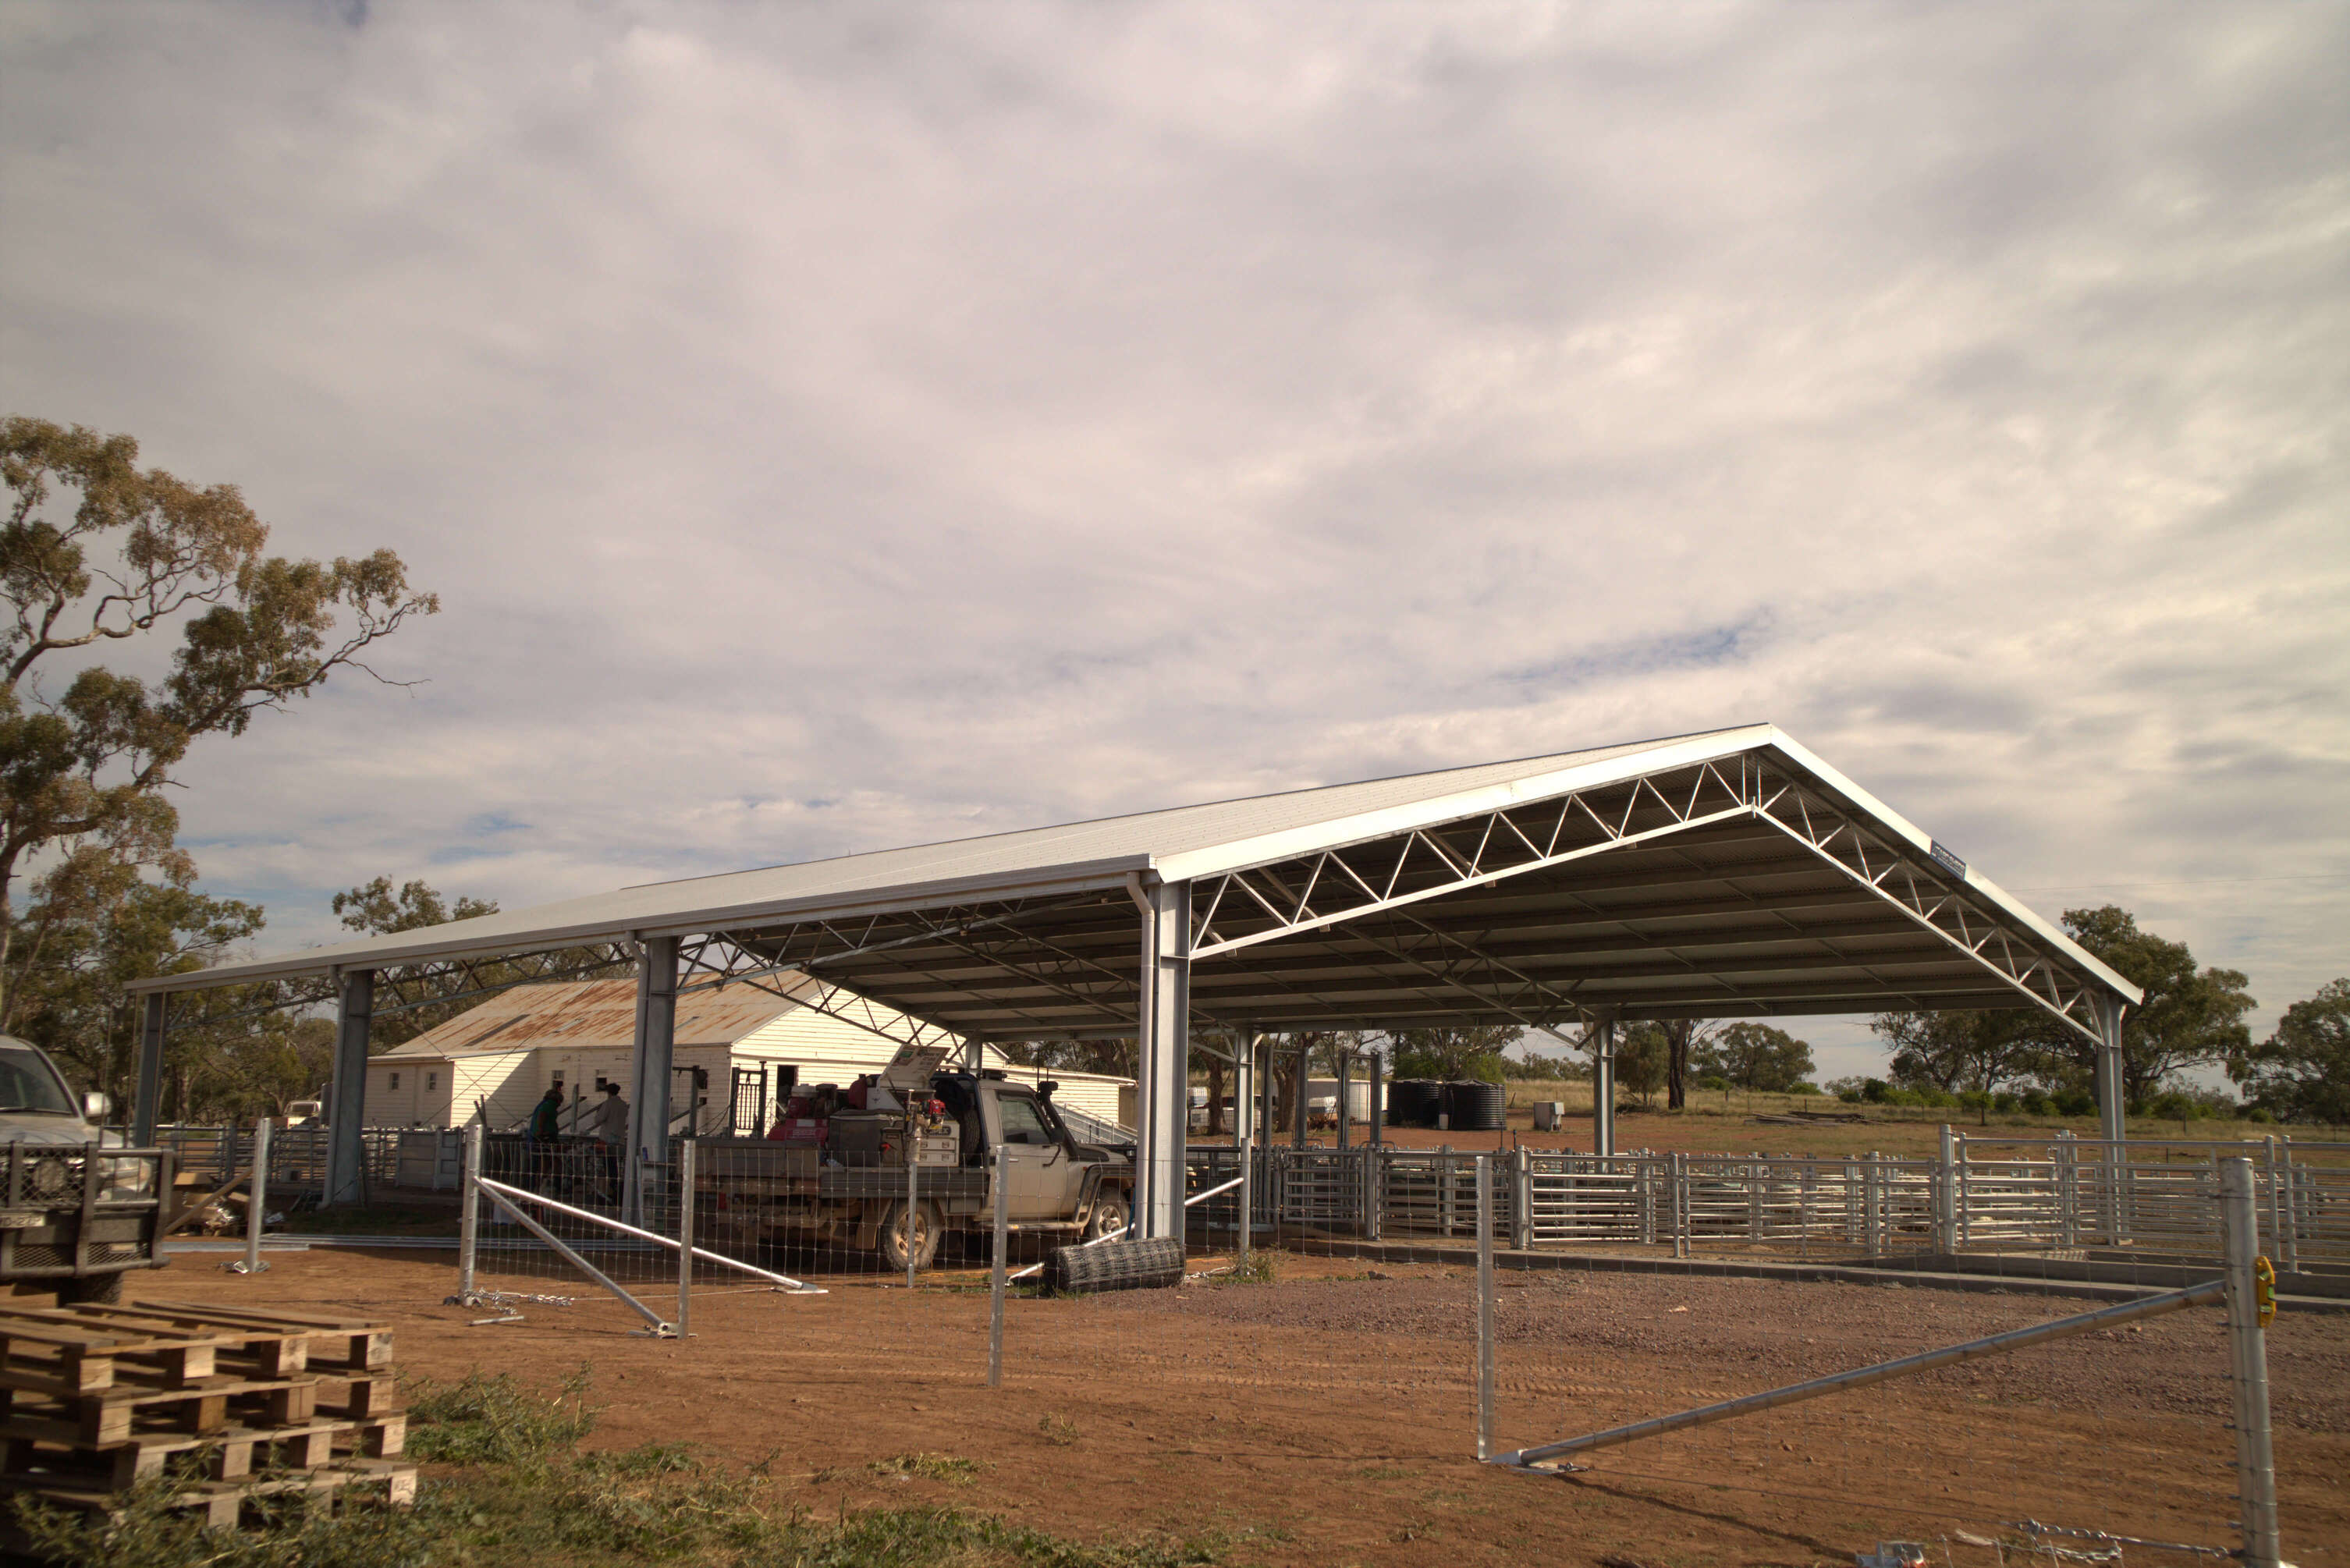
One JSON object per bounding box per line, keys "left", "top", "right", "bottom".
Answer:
{"left": 577, "top": 1439, "right": 702, "bottom": 1476}
{"left": 13, "top": 1472, "right": 1225, "bottom": 1568}
{"left": 402, "top": 1364, "right": 598, "bottom": 1464}
{"left": 1039, "top": 1413, "right": 1081, "bottom": 1446}
{"left": 867, "top": 1451, "right": 990, "bottom": 1485}
{"left": 14, "top": 1414, "right": 1219, "bottom": 1568}
{"left": 1220, "top": 1250, "right": 1278, "bottom": 1286}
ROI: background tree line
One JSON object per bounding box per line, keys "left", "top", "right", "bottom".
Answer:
{"left": 1858, "top": 906, "right": 2345, "bottom": 1125}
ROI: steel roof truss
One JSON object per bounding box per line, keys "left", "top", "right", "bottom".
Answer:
{"left": 1752, "top": 768, "right": 2102, "bottom": 1045}
{"left": 677, "top": 932, "right": 977, "bottom": 1053}
{"left": 1191, "top": 760, "right": 1752, "bottom": 961}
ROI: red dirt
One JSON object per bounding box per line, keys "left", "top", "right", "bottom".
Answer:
{"left": 132, "top": 1247, "right": 2348, "bottom": 1566}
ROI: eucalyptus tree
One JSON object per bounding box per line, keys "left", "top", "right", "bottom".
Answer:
{"left": 2, "top": 415, "right": 438, "bottom": 1020}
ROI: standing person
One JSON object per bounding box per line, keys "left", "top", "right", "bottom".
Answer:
{"left": 527, "top": 1084, "right": 565, "bottom": 1191}
{"left": 591, "top": 1082, "right": 629, "bottom": 1204}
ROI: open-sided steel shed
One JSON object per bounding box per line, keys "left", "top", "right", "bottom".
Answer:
{"left": 130, "top": 724, "right": 2141, "bottom": 1233}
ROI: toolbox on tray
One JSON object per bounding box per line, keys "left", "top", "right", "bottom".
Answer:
{"left": 829, "top": 1115, "right": 958, "bottom": 1168}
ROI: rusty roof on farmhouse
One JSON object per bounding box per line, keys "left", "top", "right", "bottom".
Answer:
{"left": 378, "top": 977, "right": 815, "bottom": 1059}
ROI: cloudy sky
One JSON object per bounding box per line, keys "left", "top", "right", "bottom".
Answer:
{"left": 4, "top": 2, "right": 2344, "bottom": 1080}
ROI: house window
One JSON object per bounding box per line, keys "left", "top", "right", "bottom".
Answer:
{"left": 389, "top": 1073, "right": 401, "bottom": 1091}
{"left": 426, "top": 1072, "right": 438, "bottom": 1092}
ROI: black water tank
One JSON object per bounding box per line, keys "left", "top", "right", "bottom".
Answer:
{"left": 1386, "top": 1079, "right": 1434, "bottom": 1127}
{"left": 1447, "top": 1080, "right": 1508, "bottom": 1132}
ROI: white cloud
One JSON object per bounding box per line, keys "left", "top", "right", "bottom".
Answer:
{"left": 3, "top": 2, "right": 2343, "bottom": 1066}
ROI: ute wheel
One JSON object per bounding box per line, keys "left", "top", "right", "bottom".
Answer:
{"left": 1083, "top": 1190, "right": 1130, "bottom": 1243}
{"left": 54, "top": 1273, "right": 126, "bottom": 1306}
{"left": 875, "top": 1199, "right": 940, "bottom": 1273}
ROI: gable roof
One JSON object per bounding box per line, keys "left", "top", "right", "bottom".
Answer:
{"left": 138, "top": 724, "right": 2139, "bottom": 1036}
{"left": 374, "top": 977, "right": 799, "bottom": 1059}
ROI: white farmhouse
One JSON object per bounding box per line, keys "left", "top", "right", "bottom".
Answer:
{"left": 362, "top": 977, "right": 1131, "bottom": 1137}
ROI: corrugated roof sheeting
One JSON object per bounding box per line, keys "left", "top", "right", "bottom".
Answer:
{"left": 382, "top": 977, "right": 804, "bottom": 1057}
{"left": 144, "top": 729, "right": 1751, "bottom": 986}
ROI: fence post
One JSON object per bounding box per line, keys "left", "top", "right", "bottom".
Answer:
{"left": 1363, "top": 1146, "right": 1383, "bottom": 1242}
{"left": 676, "top": 1137, "right": 695, "bottom": 1339}
{"left": 1954, "top": 1131, "right": 1971, "bottom": 1250}
{"left": 226, "top": 1118, "right": 272, "bottom": 1275}
{"left": 1671, "top": 1150, "right": 1688, "bottom": 1258}
{"left": 1238, "top": 1144, "right": 1255, "bottom": 1265}
{"left": 1865, "top": 1154, "right": 1882, "bottom": 1259}
{"left": 458, "top": 1122, "right": 481, "bottom": 1301}
{"left": 2278, "top": 1139, "right": 2300, "bottom": 1275}
{"left": 2219, "top": 1157, "right": 2281, "bottom": 1568}
{"left": 1935, "top": 1125, "right": 1957, "bottom": 1254}
{"left": 1511, "top": 1146, "right": 1532, "bottom": 1251}
{"left": 988, "top": 1142, "right": 1008, "bottom": 1389}
{"left": 1475, "top": 1153, "right": 1495, "bottom": 1461}
{"left": 906, "top": 1131, "right": 921, "bottom": 1290}
{"left": 2057, "top": 1133, "right": 2077, "bottom": 1250}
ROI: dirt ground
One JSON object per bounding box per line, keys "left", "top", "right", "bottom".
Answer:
{"left": 128, "top": 1247, "right": 2348, "bottom": 1566}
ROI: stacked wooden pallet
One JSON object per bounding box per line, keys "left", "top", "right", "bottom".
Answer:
{"left": 0, "top": 1297, "right": 413, "bottom": 1531}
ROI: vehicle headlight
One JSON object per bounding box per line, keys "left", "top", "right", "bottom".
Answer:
{"left": 100, "top": 1155, "right": 155, "bottom": 1200}
{"left": 28, "top": 1156, "right": 73, "bottom": 1201}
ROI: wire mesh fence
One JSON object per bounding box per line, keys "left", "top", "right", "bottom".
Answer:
{"left": 162, "top": 1074, "right": 2330, "bottom": 1566}
{"left": 1466, "top": 1154, "right": 2297, "bottom": 1564}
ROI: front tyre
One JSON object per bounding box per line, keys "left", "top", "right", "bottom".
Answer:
{"left": 1083, "top": 1190, "right": 1129, "bottom": 1243}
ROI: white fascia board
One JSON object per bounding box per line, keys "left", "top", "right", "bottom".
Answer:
{"left": 1759, "top": 733, "right": 2143, "bottom": 1006}
{"left": 1150, "top": 725, "right": 1779, "bottom": 885}
{"left": 130, "top": 857, "right": 1148, "bottom": 995}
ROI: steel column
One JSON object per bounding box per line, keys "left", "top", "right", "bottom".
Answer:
{"left": 324, "top": 970, "right": 374, "bottom": 1207}
{"left": 133, "top": 992, "right": 166, "bottom": 1143}
{"left": 1592, "top": 1019, "right": 1617, "bottom": 1158}
{"left": 227, "top": 1119, "right": 271, "bottom": 1275}
{"left": 1368, "top": 1048, "right": 1384, "bottom": 1147}
{"left": 625, "top": 935, "right": 680, "bottom": 1226}
{"left": 1134, "top": 878, "right": 1192, "bottom": 1240}
{"left": 2094, "top": 992, "right": 2128, "bottom": 1145}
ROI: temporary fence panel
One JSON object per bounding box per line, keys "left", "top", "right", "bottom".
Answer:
{"left": 1478, "top": 1155, "right": 2297, "bottom": 1566}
